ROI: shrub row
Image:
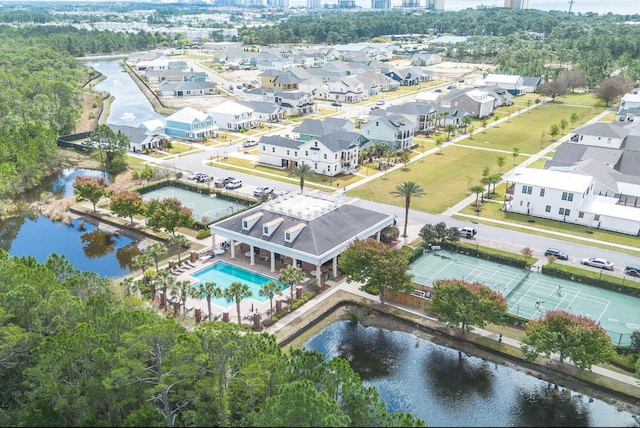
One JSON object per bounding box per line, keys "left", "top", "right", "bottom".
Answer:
{"left": 541, "top": 264, "right": 640, "bottom": 297}
{"left": 266, "top": 290, "right": 318, "bottom": 325}
{"left": 440, "top": 242, "right": 528, "bottom": 269}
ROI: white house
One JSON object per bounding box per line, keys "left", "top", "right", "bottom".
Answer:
{"left": 568, "top": 123, "right": 629, "bottom": 149}
{"left": 327, "top": 76, "right": 365, "bottom": 103}
{"left": 478, "top": 74, "right": 525, "bottom": 96}
{"left": 360, "top": 111, "right": 415, "bottom": 151}
{"left": 616, "top": 89, "right": 640, "bottom": 124}
{"left": 207, "top": 101, "right": 256, "bottom": 132}
{"left": 505, "top": 168, "right": 640, "bottom": 235}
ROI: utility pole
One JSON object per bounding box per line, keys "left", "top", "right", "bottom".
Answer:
{"left": 568, "top": 0, "right": 575, "bottom": 14}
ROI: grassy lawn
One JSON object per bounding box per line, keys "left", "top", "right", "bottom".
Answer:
{"left": 554, "top": 92, "right": 608, "bottom": 108}
{"left": 348, "top": 145, "right": 507, "bottom": 213}
{"left": 209, "top": 156, "right": 362, "bottom": 190}
{"left": 458, "top": 104, "right": 593, "bottom": 153}
{"left": 455, "top": 201, "right": 640, "bottom": 256}
{"left": 526, "top": 158, "right": 548, "bottom": 169}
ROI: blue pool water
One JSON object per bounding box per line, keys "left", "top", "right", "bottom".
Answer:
{"left": 191, "top": 262, "right": 288, "bottom": 308}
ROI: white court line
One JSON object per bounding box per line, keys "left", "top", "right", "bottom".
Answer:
{"left": 596, "top": 300, "right": 610, "bottom": 323}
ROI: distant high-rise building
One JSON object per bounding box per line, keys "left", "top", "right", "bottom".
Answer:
{"left": 402, "top": 0, "right": 420, "bottom": 8}
{"left": 338, "top": 0, "right": 356, "bottom": 8}
{"left": 268, "top": 0, "right": 289, "bottom": 7}
{"left": 371, "top": 0, "right": 390, "bottom": 9}
{"left": 504, "top": 0, "right": 528, "bottom": 9}
{"left": 307, "top": 0, "right": 321, "bottom": 9}
{"left": 425, "top": 0, "right": 445, "bottom": 12}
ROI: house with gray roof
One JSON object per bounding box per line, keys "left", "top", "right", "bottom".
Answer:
{"left": 616, "top": 89, "right": 640, "bottom": 124}
{"left": 237, "top": 101, "right": 285, "bottom": 123}
{"left": 385, "top": 102, "right": 468, "bottom": 135}
{"left": 209, "top": 192, "right": 395, "bottom": 286}
{"left": 158, "top": 80, "right": 215, "bottom": 97}
{"left": 258, "top": 119, "right": 366, "bottom": 176}
{"left": 568, "top": 122, "right": 630, "bottom": 149}
{"left": 410, "top": 53, "right": 442, "bottom": 66}
{"left": 360, "top": 111, "right": 415, "bottom": 151}
{"left": 522, "top": 76, "right": 544, "bottom": 93}
{"left": 385, "top": 66, "right": 432, "bottom": 86}
{"left": 109, "top": 124, "right": 167, "bottom": 153}
{"left": 443, "top": 88, "right": 495, "bottom": 118}
{"left": 327, "top": 76, "right": 365, "bottom": 103}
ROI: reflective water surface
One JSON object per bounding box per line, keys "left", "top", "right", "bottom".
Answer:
{"left": 304, "top": 320, "right": 639, "bottom": 427}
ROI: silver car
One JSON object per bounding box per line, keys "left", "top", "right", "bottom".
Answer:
{"left": 581, "top": 257, "right": 614, "bottom": 270}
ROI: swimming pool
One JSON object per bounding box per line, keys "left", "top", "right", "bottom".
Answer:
{"left": 191, "top": 262, "right": 288, "bottom": 308}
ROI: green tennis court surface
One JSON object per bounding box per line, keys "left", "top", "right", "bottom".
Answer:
{"left": 410, "top": 250, "right": 640, "bottom": 345}
{"left": 142, "top": 186, "right": 246, "bottom": 223}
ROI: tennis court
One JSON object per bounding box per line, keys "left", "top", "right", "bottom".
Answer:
{"left": 411, "top": 250, "right": 640, "bottom": 345}
{"left": 142, "top": 186, "right": 247, "bottom": 223}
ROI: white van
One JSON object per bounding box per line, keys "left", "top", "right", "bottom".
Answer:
{"left": 459, "top": 227, "right": 477, "bottom": 239}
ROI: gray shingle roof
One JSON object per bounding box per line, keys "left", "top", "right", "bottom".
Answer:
{"left": 260, "top": 135, "right": 301, "bottom": 149}
{"left": 212, "top": 202, "right": 391, "bottom": 257}
{"left": 572, "top": 122, "right": 631, "bottom": 139}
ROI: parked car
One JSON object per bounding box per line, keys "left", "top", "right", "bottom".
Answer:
{"left": 371, "top": 105, "right": 380, "bottom": 111}
{"left": 187, "top": 172, "right": 205, "bottom": 180}
{"left": 254, "top": 186, "right": 274, "bottom": 197}
{"left": 242, "top": 139, "right": 258, "bottom": 148}
{"left": 225, "top": 179, "right": 242, "bottom": 189}
{"left": 544, "top": 248, "right": 569, "bottom": 260}
{"left": 214, "top": 176, "right": 234, "bottom": 188}
{"left": 331, "top": 101, "right": 342, "bottom": 107}
{"left": 581, "top": 257, "right": 614, "bottom": 270}
{"left": 196, "top": 174, "right": 211, "bottom": 183}
{"left": 625, "top": 264, "right": 640, "bottom": 277}
{"left": 434, "top": 88, "right": 442, "bottom": 93}
{"left": 376, "top": 99, "right": 385, "bottom": 105}
{"left": 459, "top": 227, "right": 477, "bottom": 238}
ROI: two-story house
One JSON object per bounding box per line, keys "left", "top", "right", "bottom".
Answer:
{"left": 207, "top": 101, "right": 256, "bottom": 132}
{"left": 258, "top": 119, "right": 365, "bottom": 176}
{"left": 360, "top": 111, "right": 415, "bottom": 151}
{"left": 164, "top": 107, "right": 218, "bottom": 142}
{"left": 480, "top": 74, "right": 525, "bottom": 96}
{"left": 327, "top": 76, "right": 365, "bottom": 103}
{"left": 616, "top": 89, "right": 640, "bottom": 124}
{"left": 444, "top": 89, "right": 495, "bottom": 118}
{"left": 505, "top": 168, "right": 640, "bottom": 235}
{"left": 568, "top": 123, "right": 629, "bottom": 149}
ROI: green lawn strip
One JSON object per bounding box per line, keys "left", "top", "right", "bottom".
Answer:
{"left": 457, "top": 104, "right": 593, "bottom": 153}
{"left": 455, "top": 240, "right": 538, "bottom": 264}
{"left": 207, "top": 157, "right": 359, "bottom": 190}
{"left": 454, "top": 202, "right": 640, "bottom": 256}
{"left": 554, "top": 92, "right": 609, "bottom": 108}
{"left": 526, "top": 158, "right": 547, "bottom": 169}
{"left": 349, "top": 145, "right": 519, "bottom": 214}
{"left": 544, "top": 262, "right": 640, "bottom": 288}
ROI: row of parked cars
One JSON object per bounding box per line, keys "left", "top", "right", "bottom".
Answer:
{"left": 187, "top": 173, "right": 242, "bottom": 189}
{"left": 544, "top": 248, "right": 640, "bottom": 276}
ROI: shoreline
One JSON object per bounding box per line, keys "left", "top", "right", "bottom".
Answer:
{"left": 278, "top": 291, "right": 640, "bottom": 416}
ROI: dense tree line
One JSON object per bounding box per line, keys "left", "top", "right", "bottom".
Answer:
{"left": 0, "top": 250, "right": 423, "bottom": 427}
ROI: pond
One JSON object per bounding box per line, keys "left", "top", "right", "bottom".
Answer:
{"left": 303, "top": 320, "right": 639, "bottom": 427}
{"left": 86, "top": 59, "right": 167, "bottom": 126}
{"left": 1, "top": 167, "right": 137, "bottom": 278}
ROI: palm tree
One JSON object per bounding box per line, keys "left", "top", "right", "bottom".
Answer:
{"left": 278, "top": 265, "right": 306, "bottom": 303}
{"left": 259, "top": 281, "right": 282, "bottom": 317}
{"left": 145, "top": 242, "right": 168, "bottom": 274}
{"left": 290, "top": 163, "right": 314, "bottom": 194}
{"left": 470, "top": 184, "right": 485, "bottom": 207}
{"left": 224, "top": 281, "right": 252, "bottom": 327}
{"left": 170, "top": 279, "right": 192, "bottom": 316}
{"left": 193, "top": 281, "right": 222, "bottom": 321}
{"left": 462, "top": 115, "right": 472, "bottom": 133}
{"left": 391, "top": 181, "right": 426, "bottom": 238}
{"left": 153, "top": 269, "right": 177, "bottom": 310}
{"left": 168, "top": 233, "right": 188, "bottom": 264}
{"left": 496, "top": 155, "right": 506, "bottom": 173}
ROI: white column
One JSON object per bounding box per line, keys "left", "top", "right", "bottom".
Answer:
{"left": 230, "top": 239, "right": 236, "bottom": 259}
{"left": 315, "top": 264, "right": 321, "bottom": 288}
{"left": 211, "top": 232, "right": 216, "bottom": 250}
{"left": 332, "top": 257, "right": 338, "bottom": 279}
{"left": 249, "top": 245, "right": 255, "bottom": 266}
{"left": 270, "top": 251, "right": 276, "bottom": 272}
{"left": 376, "top": 230, "right": 381, "bottom": 241}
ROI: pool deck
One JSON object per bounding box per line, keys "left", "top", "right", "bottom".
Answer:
{"left": 168, "top": 246, "right": 316, "bottom": 325}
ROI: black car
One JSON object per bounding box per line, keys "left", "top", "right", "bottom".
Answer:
{"left": 544, "top": 248, "right": 568, "bottom": 260}
{"left": 331, "top": 101, "right": 342, "bottom": 107}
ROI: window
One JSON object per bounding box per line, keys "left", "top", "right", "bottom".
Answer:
{"left": 578, "top": 211, "right": 584, "bottom": 218}
{"left": 594, "top": 214, "right": 600, "bottom": 221}
{"left": 287, "top": 150, "right": 290, "bottom": 155}
{"left": 565, "top": 209, "right": 570, "bottom": 216}
{"left": 272, "top": 147, "right": 275, "bottom": 152}
{"left": 521, "top": 185, "right": 532, "bottom": 194}
{"left": 559, "top": 208, "right": 565, "bottom": 215}
{"left": 545, "top": 205, "right": 551, "bottom": 213}
{"left": 561, "top": 192, "right": 573, "bottom": 201}
{"left": 324, "top": 154, "right": 327, "bottom": 159}
{"left": 305, "top": 151, "right": 308, "bottom": 156}
{"left": 540, "top": 188, "right": 545, "bottom": 197}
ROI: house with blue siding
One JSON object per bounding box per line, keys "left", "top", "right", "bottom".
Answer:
{"left": 164, "top": 107, "right": 218, "bottom": 142}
